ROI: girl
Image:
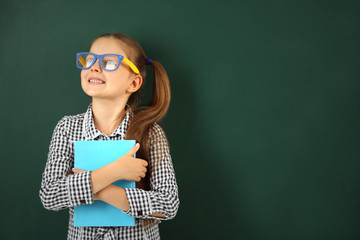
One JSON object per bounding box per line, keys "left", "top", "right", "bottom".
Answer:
{"left": 40, "top": 33, "right": 179, "bottom": 239}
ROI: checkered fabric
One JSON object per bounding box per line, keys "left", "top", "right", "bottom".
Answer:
{"left": 39, "top": 104, "right": 179, "bottom": 239}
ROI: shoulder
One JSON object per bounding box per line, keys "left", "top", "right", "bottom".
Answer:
{"left": 149, "top": 123, "right": 170, "bottom": 152}
{"left": 53, "top": 113, "right": 85, "bottom": 133}
{"left": 149, "top": 123, "right": 168, "bottom": 142}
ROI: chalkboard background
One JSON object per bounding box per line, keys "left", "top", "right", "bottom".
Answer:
{"left": 1, "top": 0, "right": 360, "bottom": 239}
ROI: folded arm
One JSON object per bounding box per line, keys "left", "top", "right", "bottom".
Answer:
{"left": 39, "top": 117, "right": 94, "bottom": 211}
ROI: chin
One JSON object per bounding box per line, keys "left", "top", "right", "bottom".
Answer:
{"left": 81, "top": 86, "right": 98, "bottom": 97}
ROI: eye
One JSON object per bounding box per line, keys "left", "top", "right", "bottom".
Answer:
{"left": 102, "top": 55, "right": 119, "bottom": 70}
{"left": 104, "top": 60, "right": 117, "bottom": 70}
{"left": 86, "top": 58, "right": 94, "bottom": 68}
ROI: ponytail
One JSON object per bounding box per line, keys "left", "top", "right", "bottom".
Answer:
{"left": 126, "top": 60, "right": 171, "bottom": 160}
{"left": 126, "top": 60, "right": 170, "bottom": 190}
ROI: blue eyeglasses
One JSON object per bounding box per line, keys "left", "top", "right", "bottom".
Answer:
{"left": 76, "top": 52, "right": 140, "bottom": 74}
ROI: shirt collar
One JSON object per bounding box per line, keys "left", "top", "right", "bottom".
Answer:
{"left": 82, "top": 104, "right": 132, "bottom": 140}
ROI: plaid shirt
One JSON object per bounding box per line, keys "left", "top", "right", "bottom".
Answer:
{"left": 39, "top": 104, "right": 179, "bottom": 239}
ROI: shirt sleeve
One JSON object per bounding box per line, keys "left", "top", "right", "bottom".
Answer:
{"left": 39, "top": 117, "right": 94, "bottom": 211}
{"left": 124, "top": 124, "right": 180, "bottom": 220}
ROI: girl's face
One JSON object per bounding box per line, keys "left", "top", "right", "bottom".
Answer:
{"left": 81, "top": 37, "right": 139, "bottom": 102}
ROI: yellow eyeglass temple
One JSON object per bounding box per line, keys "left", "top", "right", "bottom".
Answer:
{"left": 123, "top": 57, "right": 140, "bottom": 74}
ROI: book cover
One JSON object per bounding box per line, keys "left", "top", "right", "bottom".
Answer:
{"left": 74, "top": 140, "right": 136, "bottom": 227}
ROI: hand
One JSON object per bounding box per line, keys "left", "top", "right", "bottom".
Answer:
{"left": 72, "top": 168, "right": 86, "bottom": 174}
{"left": 113, "top": 143, "right": 148, "bottom": 182}
{"left": 67, "top": 168, "right": 86, "bottom": 177}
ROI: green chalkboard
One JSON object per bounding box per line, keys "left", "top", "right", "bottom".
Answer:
{"left": 1, "top": 0, "right": 360, "bottom": 239}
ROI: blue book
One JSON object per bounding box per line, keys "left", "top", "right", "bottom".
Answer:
{"left": 74, "top": 140, "right": 136, "bottom": 227}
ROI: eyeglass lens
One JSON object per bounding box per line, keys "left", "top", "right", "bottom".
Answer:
{"left": 77, "top": 53, "right": 120, "bottom": 70}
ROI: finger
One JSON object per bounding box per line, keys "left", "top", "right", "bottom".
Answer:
{"left": 66, "top": 174, "right": 73, "bottom": 177}
{"left": 136, "top": 159, "right": 148, "bottom": 167}
{"left": 72, "top": 168, "right": 86, "bottom": 174}
{"left": 126, "top": 143, "right": 140, "bottom": 157}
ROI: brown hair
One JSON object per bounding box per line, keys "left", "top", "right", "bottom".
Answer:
{"left": 90, "top": 33, "right": 171, "bottom": 190}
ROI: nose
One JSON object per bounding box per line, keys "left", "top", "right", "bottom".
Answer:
{"left": 90, "top": 59, "right": 102, "bottom": 72}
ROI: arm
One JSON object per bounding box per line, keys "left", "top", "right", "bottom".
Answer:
{"left": 39, "top": 117, "right": 94, "bottom": 211}
{"left": 124, "top": 155, "right": 179, "bottom": 220}
{"left": 92, "top": 185, "right": 166, "bottom": 218}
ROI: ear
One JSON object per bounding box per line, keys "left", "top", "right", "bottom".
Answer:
{"left": 126, "top": 75, "right": 143, "bottom": 93}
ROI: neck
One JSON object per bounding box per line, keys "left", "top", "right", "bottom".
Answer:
{"left": 91, "top": 98, "right": 128, "bottom": 136}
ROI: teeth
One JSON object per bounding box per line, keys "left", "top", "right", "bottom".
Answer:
{"left": 89, "top": 79, "right": 104, "bottom": 84}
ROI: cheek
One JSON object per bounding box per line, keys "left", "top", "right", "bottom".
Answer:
{"left": 80, "top": 71, "right": 87, "bottom": 90}
{"left": 80, "top": 70, "right": 86, "bottom": 81}
{"left": 81, "top": 70, "right": 89, "bottom": 84}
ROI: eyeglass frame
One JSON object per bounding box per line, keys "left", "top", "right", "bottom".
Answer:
{"left": 76, "top": 52, "right": 140, "bottom": 74}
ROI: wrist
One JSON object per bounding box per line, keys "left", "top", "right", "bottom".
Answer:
{"left": 110, "top": 159, "right": 124, "bottom": 180}
{"left": 103, "top": 161, "right": 122, "bottom": 182}
{"left": 90, "top": 162, "right": 120, "bottom": 194}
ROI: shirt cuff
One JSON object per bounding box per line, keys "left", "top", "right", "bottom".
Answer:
{"left": 67, "top": 171, "right": 94, "bottom": 207}
{"left": 124, "top": 188, "right": 153, "bottom": 218}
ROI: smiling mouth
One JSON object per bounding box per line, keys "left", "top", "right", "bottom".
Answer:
{"left": 88, "top": 79, "right": 105, "bottom": 84}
